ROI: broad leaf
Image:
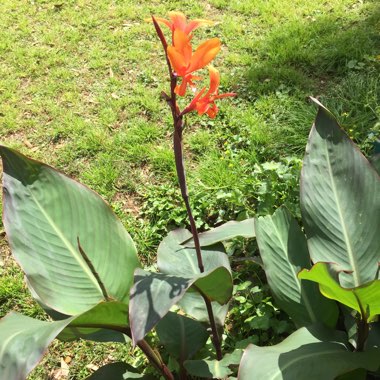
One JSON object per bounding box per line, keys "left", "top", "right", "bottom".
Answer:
{"left": 181, "top": 219, "right": 255, "bottom": 247}
{"left": 129, "top": 266, "right": 232, "bottom": 344}
{"left": 184, "top": 350, "right": 243, "bottom": 379}
{"left": 26, "top": 282, "right": 127, "bottom": 343}
{"left": 58, "top": 301, "right": 129, "bottom": 341}
{"left": 158, "top": 229, "right": 231, "bottom": 276}
{"left": 238, "top": 326, "right": 380, "bottom": 380}
{"left": 156, "top": 311, "right": 208, "bottom": 362}
{"left": 178, "top": 292, "right": 229, "bottom": 326}
{"left": 85, "top": 362, "right": 156, "bottom": 379}
{"left": 157, "top": 229, "right": 232, "bottom": 326}
{"left": 298, "top": 262, "right": 380, "bottom": 321}
{"left": 335, "top": 368, "right": 367, "bottom": 380}
{"left": 300, "top": 100, "right": 380, "bottom": 287}
{"left": 0, "top": 312, "right": 75, "bottom": 380}
{"left": 255, "top": 207, "right": 338, "bottom": 328}
{"left": 0, "top": 146, "right": 140, "bottom": 315}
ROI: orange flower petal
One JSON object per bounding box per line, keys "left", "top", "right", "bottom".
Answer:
{"left": 168, "top": 11, "right": 187, "bottom": 31}
{"left": 188, "top": 38, "right": 221, "bottom": 73}
{"left": 172, "top": 30, "right": 192, "bottom": 64}
{"left": 167, "top": 46, "right": 188, "bottom": 76}
{"left": 175, "top": 78, "right": 189, "bottom": 96}
{"left": 207, "top": 66, "right": 220, "bottom": 94}
{"left": 185, "top": 19, "right": 215, "bottom": 34}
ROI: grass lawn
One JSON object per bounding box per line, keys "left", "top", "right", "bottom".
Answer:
{"left": 0, "top": 0, "right": 379, "bottom": 378}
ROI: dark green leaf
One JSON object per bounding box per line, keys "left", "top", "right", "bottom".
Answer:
{"left": 156, "top": 312, "right": 208, "bottom": 362}
{"left": 129, "top": 266, "right": 232, "bottom": 343}
{"left": 0, "top": 146, "right": 140, "bottom": 315}
{"left": 256, "top": 207, "right": 338, "bottom": 328}
{"left": 85, "top": 362, "right": 156, "bottom": 379}
{"left": 300, "top": 100, "right": 380, "bottom": 287}
{"left": 335, "top": 368, "right": 367, "bottom": 380}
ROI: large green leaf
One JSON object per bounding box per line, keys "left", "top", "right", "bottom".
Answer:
{"left": 158, "top": 229, "right": 231, "bottom": 276}
{"left": 0, "top": 146, "right": 140, "bottom": 315}
{"left": 300, "top": 100, "right": 380, "bottom": 287}
{"left": 157, "top": 229, "right": 232, "bottom": 326}
{"left": 177, "top": 292, "right": 229, "bottom": 326}
{"left": 26, "top": 281, "right": 127, "bottom": 343}
{"left": 299, "top": 262, "right": 380, "bottom": 321}
{"left": 181, "top": 219, "right": 255, "bottom": 247}
{"left": 238, "top": 326, "right": 380, "bottom": 380}
{"left": 0, "top": 312, "right": 75, "bottom": 380}
{"left": 255, "top": 207, "right": 338, "bottom": 328}
{"left": 335, "top": 368, "right": 367, "bottom": 380}
{"left": 184, "top": 350, "right": 243, "bottom": 379}
{"left": 129, "top": 266, "right": 232, "bottom": 344}
{"left": 156, "top": 311, "right": 208, "bottom": 362}
{"left": 85, "top": 362, "right": 156, "bottom": 379}
{"left": 58, "top": 301, "right": 129, "bottom": 341}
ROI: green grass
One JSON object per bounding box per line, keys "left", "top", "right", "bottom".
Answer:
{"left": 0, "top": 0, "right": 379, "bottom": 378}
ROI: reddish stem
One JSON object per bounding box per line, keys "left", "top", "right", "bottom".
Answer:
{"left": 152, "top": 17, "right": 222, "bottom": 360}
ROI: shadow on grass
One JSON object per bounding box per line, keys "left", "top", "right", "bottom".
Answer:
{"left": 243, "top": 2, "right": 380, "bottom": 96}
{"left": 233, "top": 2, "right": 380, "bottom": 158}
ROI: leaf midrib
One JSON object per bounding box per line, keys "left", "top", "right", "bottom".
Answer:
{"left": 324, "top": 143, "right": 359, "bottom": 286}
{"left": 29, "top": 184, "right": 103, "bottom": 295}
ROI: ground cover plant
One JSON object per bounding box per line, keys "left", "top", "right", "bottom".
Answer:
{"left": 0, "top": 0, "right": 379, "bottom": 379}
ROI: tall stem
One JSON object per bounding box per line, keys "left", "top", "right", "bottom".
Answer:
{"left": 84, "top": 325, "right": 174, "bottom": 380}
{"left": 138, "top": 340, "right": 175, "bottom": 380}
{"left": 153, "top": 15, "right": 223, "bottom": 361}
{"left": 354, "top": 294, "right": 369, "bottom": 352}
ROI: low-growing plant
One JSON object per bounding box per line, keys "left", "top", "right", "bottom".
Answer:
{"left": 0, "top": 10, "right": 379, "bottom": 380}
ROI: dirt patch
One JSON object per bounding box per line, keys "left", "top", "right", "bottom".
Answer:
{"left": 112, "top": 191, "right": 142, "bottom": 217}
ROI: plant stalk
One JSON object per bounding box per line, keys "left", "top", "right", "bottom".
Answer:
{"left": 138, "top": 339, "right": 175, "bottom": 380}
{"left": 153, "top": 15, "right": 223, "bottom": 361}
{"left": 82, "top": 324, "right": 174, "bottom": 380}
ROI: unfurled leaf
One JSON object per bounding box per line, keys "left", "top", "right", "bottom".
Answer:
{"left": 178, "top": 292, "right": 229, "bottom": 326}
{"left": 300, "top": 100, "right": 380, "bottom": 287}
{"left": 256, "top": 207, "right": 338, "bottom": 328}
{"left": 298, "top": 262, "right": 380, "bottom": 321}
{"left": 158, "top": 229, "right": 231, "bottom": 276}
{"left": 238, "top": 326, "right": 380, "bottom": 380}
{"left": 129, "top": 265, "right": 232, "bottom": 344}
{"left": 157, "top": 229, "right": 232, "bottom": 325}
{"left": 181, "top": 219, "right": 255, "bottom": 247}
{"left": 0, "top": 312, "right": 75, "bottom": 380}
{"left": 0, "top": 146, "right": 140, "bottom": 315}
{"left": 156, "top": 312, "right": 208, "bottom": 362}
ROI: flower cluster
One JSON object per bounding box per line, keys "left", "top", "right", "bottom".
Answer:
{"left": 153, "top": 11, "right": 235, "bottom": 118}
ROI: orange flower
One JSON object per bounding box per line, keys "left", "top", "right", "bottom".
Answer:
{"left": 154, "top": 11, "right": 214, "bottom": 36}
{"left": 167, "top": 30, "right": 221, "bottom": 96}
{"left": 183, "top": 66, "right": 236, "bottom": 118}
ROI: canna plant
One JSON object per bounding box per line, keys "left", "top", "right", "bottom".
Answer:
{"left": 238, "top": 99, "right": 380, "bottom": 380}
{"left": 0, "top": 10, "right": 242, "bottom": 380}
{"left": 1, "top": 9, "right": 380, "bottom": 380}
